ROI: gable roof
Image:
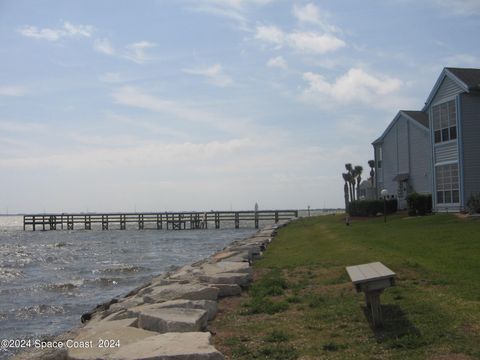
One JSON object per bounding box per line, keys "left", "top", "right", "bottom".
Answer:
{"left": 372, "top": 110, "right": 429, "bottom": 145}
{"left": 423, "top": 67, "right": 480, "bottom": 110}
{"left": 445, "top": 67, "right": 480, "bottom": 91}
{"left": 402, "top": 110, "right": 429, "bottom": 128}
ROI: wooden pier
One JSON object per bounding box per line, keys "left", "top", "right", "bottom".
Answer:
{"left": 23, "top": 210, "right": 298, "bottom": 231}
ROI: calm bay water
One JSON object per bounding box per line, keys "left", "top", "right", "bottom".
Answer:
{"left": 0, "top": 216, "right": 257, "bottom": 359}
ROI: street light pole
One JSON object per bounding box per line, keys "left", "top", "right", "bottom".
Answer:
{"left": 380, "top": 189, "right": 389, "bottom": 223}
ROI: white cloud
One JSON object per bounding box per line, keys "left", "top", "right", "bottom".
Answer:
{"left": 183, "top": 64, "right": 233, "bottom": 87}
{"left": 95, "top": 39, "right": 157, "bottom": 64}
{"left": 255, "top": 25, "right": 284, "bottom": 45}
{"left": 254, "top": 26, "right": 345, "bottom": 54}
{"left": 0, "top": 85, "right": 28, "bottom": 97}
{"left": 94, "top": 38, "right": 115, "bottom": 55}
{"left": 185, "top": 0, "right": 273, "bottom": 30}
{"left": 286, "top": 32, "right": 345, "bottom": 54}
{"left": 192, "top": 6, "right": 248, "bottom": 28}
{"left": 301, "top": 68, "right": 404, "bottom": 108}
{"left": 124, "top": 41, "right": 156, "bottom": 64}
{"left": 293, "top": 3, "right": 340, "bottom": 33}
{"left": 293, "top": 3, "right": 321, "bottom": 24}
{"left": 266, "top": 56, "right": 287, "bottom": 70}
{"left": 18, "top": 22, "right": 94, "bottom": 42}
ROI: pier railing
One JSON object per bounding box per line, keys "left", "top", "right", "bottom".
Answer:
{"left": 23, "top": 210, "right": 298, "bottom": 231}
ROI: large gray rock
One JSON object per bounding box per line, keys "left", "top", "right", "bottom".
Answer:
{"left": 199, "top": 272, "right": 252, "bottom": 287}
{"left": 106, "top": 296, "right": 145, "bottom": 314}
{"left": 211, "top": 250, "right": 239, "bottom": 261}
{"left": 208, "top": 283, "right": 242, "bottom": 297}
{"left": 200, "top": 261, "right": 252, "bottom": 275}
{"left": 219, "top": 251, "right": 251, "bottom": 263}
{"left": 226, "top": 245, "right": 262, "bottom": 261}
{"left": 68, "top": 318, "right": 158, "bottom": 360}
{"left": 110, "top": 332, "right": 224, "bottom": 360}
{"left": 128, "top": 299, "right": 218, "bottom": 321}
{"left": 137, "top": 308, "right": 208, "bottom": 333}
{"left": 143, "top": 283, "right": 219, "bottom": 303}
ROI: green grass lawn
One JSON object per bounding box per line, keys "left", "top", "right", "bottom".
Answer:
{"left": 210, "top": 213, "right": 480, "bottom": 360}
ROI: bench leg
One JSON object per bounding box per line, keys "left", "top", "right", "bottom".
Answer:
{"left": 365, "top": 290, "right": 383, "bottom": 327}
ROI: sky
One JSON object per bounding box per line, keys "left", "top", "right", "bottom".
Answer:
{"left": 0, "top": 0, "right": 479, "bottom": 213}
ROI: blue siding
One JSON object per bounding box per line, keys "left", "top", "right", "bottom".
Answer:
{"left": 409, "top": 122, "right": 431, "bottom": 194}
{"left": 460, "top": 93, "right": 480, "bottom": 202}
{"left": 375, "top": 114, "right": 430, "bottom": 208}
{"left": 382, "top": 123, "right": 398, "bottom": 196}
{"left": 427, "top": 76, "right": 463, "bottom": 211}
{"left": 434, "top": 142, "right": 458, "bottom": 163}
{"left": 397, "top": 118, "right": 409, "bottom": 174}
{"left": 431, "top": 76, "right": 463, "bottom": 105}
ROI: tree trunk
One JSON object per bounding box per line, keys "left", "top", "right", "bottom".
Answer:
{"left": 344, "top": 183, "right": 349, "bottom": 213}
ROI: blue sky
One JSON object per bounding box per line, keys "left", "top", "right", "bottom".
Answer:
{"left": 0, "top": 0, "right": 479, "bottom": 213}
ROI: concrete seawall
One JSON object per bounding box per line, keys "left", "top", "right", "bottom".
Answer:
{"left": 12, "top": 219, "right": 295, "bottom": 360}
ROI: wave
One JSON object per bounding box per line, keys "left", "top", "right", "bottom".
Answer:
{"left": 42, "top": 280, "right": 84, "bottom": 292}
{"left": 14, "top": 304, "right": 65, "bottom": 320}
{"left": 85, "top": 277, "right": 121, "bottom": 286}
{"left": 100, "top": 264, "right": 147, "bottom": 274}
{"left": 0, "top": 268, "right": 24, "bottom": 281}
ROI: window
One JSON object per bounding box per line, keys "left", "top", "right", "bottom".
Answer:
{"left": 432, "top": 100, "right": 457, "bottom": 144}
{"left": 436, "top": 163, "right": 459, "bottom": 204}
{"left": 377, "top": 147, "right": 382, "bottom": 168}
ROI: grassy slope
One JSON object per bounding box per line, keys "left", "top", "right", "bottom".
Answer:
{"left": 210, "top": 214, "right": 480, "bottom": 360}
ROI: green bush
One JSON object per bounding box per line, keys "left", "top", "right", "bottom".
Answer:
{"left": 466, "top": 193, "right": 480, "bottom": 214}
{"left": 407, "top": 193, "right": 432, "bottom": 216}
{"left": 348, "top": 199, "right": 397, "bottom": 217}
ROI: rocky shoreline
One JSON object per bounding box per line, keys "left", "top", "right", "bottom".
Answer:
{"left": 12, "top": 219, "right": 294, "bottom": 360}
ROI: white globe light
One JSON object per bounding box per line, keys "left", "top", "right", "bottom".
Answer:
{"left": 380, "top": 189, "right": 389, "bottom": 198}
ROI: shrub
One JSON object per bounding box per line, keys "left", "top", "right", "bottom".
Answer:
{"left": 466, "top": 193, "right": 480, "bottom": 214}
{"left": 407, "top": 193, "right": 432, "bottom": 216}
{"left": 348, "top": 199, "right": 397, "bottom": 217}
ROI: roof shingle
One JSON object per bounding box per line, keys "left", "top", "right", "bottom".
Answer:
{"left": 445, "top": 67, "right": 480, "bottom": 91}
{"left": 402, "top": 110, "right": 429, "bottom": 128}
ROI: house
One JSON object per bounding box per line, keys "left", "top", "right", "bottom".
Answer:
{"left": 423, "top": 67, "right": 480, "bottom": 212}
{"left": 372, "top": 110, "right": 431, "bottom": 209}
{"left": 371, "top": 67, "right": 480, "bottom": 212}
{"left": 358, "top": 179, "right": 376, "bottom": 200}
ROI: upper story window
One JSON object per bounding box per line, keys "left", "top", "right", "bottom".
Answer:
{"left": 432, "top": 100, "right": 457, "bottom": 144}
{"left": 377, "top": 147, "right": 382, "bottom": 168}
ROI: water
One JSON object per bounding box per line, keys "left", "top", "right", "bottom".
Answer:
{"left": 0, "top": 216, "right": 257, "bottom": 359}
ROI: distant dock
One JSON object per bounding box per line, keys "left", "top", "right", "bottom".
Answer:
{"left": 23, "top": 210, "right": 298, "bottom": 231}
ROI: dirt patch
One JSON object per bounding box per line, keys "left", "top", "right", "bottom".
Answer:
{"left": 429, "top": 354, "right": 473, "bottom": 360}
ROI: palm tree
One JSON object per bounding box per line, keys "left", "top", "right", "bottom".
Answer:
{"left": 342, "top": 173, "right": 350, "bottom": 212}
{"left": 345, "top": 163, "right": 354, "bottom": 202}
{"left": 354, "top": 165, "right": 363, "bottom": 200}
{"left": 350, "top": 168, "right": 357, "bottom": 201}
{"left": 368, "top": 160, "right": 375, "bottom": 186}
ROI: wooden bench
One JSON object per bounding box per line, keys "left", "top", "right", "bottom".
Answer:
{"left": 346, "top": 262, "right": 396, "bottom": 327}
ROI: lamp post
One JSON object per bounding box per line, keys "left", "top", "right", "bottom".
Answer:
{"left": 380, "top": 189, "right": 389, "bottom": 223}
